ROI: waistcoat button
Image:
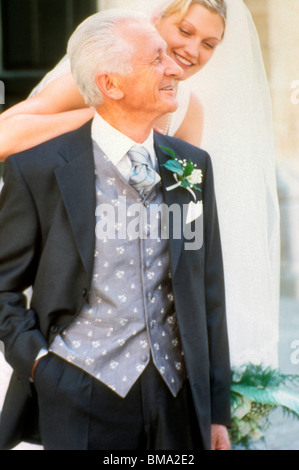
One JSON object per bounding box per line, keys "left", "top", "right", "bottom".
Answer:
{"left": 141, "top": 354, "right": 148, "bottom": 363}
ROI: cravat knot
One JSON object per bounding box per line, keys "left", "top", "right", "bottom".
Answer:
{"left": 127, "top": 144, "right": 161, "bottom": 196}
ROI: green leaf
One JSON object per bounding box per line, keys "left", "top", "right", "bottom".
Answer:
{"left": 162, "top": 160, "right": 184, "bottom": 175}
{"left": 231, "top": 383, "right": 299, "bottom": 416}
{"left": 231, "top": 364, "right": 288, "bottom": 389}
{"left": 180, "top": 180, "right": 189, "bottom": 188}
{"left": 159, "top": 145, "right": 176, "bottom": 160}
{"left": 183, "top": 161, "right": 194, "bottom": 177}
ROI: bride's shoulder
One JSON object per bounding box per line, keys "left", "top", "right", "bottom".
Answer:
{"left": 177, "top": 81, "right": 203, "bottom": 111}
{"left": 174, "top": 87, "right": 204, "bottom": 147}
{"left": 188, "top": 91, "right": 204, "bottom": 119}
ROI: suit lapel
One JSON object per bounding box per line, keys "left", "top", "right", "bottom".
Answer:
{"left": 55, "top": 123, "right": 96, "bottom": 277}
{"left": 154, "top": 133, "right": 191, "bottom": 276}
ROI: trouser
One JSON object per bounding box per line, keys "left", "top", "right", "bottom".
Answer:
{"left": 34, "top": 352, "right": 202, "bottom": 450}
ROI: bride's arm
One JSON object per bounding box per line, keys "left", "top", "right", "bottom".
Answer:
{"left": 0, "top": 108, "right": 94, "bottom": 161}
{"left": 0, "top": 72, "right": 87, "bottom": 119}
{"left": 174, "top": 92, "right": 204, "bottom": 148}
{"left": 0, "top": 73, "right": 94, "bottom": 160}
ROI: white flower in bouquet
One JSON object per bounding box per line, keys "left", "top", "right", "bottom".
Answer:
{"left": 186, "top": 169, "right": 203, "bottom": 186}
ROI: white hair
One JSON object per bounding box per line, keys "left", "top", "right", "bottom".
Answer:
{"left": 67, "top": 9, "right": 150, "bottom": 107}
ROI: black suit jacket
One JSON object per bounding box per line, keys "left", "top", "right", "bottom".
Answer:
{"left": 0, "top": 121, "right": 231, "bottom": 450}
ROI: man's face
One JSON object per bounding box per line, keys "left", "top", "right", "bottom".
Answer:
{"left": 116, "top": 22, "right": 183, "bottom": 120}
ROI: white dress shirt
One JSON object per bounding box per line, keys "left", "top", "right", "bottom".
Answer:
{"left": 91, "top": 111, "right": 157, "bottom": 180}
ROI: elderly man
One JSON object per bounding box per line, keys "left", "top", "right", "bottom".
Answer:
{"left": 0, "top": 9, "right": 231, "bottom": 450}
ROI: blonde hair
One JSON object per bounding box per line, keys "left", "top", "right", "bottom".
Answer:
{"left": 163, "top": 0, "right": 226, "bottom": 23}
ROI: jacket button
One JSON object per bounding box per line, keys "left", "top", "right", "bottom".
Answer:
{"left": 50, "top": 325, "right": 59, "bottom": 334}
{"left": 82, "top": 288, "right": 88, "bottom": 298}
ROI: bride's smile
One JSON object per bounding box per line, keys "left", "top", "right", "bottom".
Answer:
{"left": 173, "top": 52, "right": 195, "bottom": 67}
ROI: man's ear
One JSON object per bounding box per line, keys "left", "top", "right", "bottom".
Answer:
{"left": 95, "top": 74, "right": 124, "bottom": 101}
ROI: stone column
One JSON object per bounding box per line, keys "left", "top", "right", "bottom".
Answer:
{"left": 245, "top": 0, "right": 299, "bottom": 297}
{"left": 244, "top": 0, "right": 299, "bottom": 166}
{"left": 268, "top": 0, "right": 299, "bottom": 297}
{"left": 267, "top": 0, "right": 299, "bottom": 167}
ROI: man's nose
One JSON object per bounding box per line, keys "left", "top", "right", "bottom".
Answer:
{"left": 165, "top": 55, "right": 183, "bottom": 79}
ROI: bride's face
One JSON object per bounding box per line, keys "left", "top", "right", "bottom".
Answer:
{"left": 156, "top": 3, "right": 225, "bottom": 80}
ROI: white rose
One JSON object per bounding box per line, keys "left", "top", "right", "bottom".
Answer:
{"left": 186, "top": 169, "right": 203, "bottom": 185}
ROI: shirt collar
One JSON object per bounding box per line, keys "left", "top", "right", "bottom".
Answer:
{"left": 91, "top": 111, "right": 156, "bottom": 167}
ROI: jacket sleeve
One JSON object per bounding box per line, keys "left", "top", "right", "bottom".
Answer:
{"left": 202, "top": 152, "right": 231, "bottom": 426}
{"left": 0, "top": 157, "right": 48, "bottom": 386}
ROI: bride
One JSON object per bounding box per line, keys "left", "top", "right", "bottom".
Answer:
{"left": 0, "top": 0, "right": 280, "bottom": 371}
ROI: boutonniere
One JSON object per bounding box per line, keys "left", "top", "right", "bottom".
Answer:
{"left": 159, "top": 145, "right": 202, "bottom": 201}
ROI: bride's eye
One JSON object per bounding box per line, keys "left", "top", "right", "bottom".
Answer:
{"left": 203, "top": 42, "right": 216, "bottom": 50}
{"left": 179, "top": 27, "right": 192, "bottom": 36}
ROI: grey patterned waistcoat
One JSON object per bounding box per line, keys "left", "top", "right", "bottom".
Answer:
{"left": 50, "top": 142, "right": 187, "bottom": 397}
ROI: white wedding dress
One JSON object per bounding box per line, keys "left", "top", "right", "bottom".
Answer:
{"left": 29, "top": 0, "right": 280, "bottom": 370}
